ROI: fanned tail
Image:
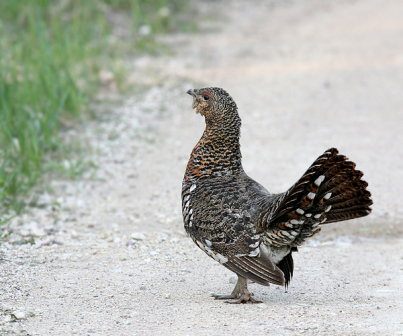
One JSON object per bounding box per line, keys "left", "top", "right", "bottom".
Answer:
{"left": 265, "top": 148, "right": 372, "bottom": 247}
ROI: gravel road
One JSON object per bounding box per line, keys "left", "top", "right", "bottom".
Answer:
{"left": 1, "top": 0, "right": 403, "bottom": 335}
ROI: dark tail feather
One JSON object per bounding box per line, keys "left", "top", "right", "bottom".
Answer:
{"left": 277, "top": 251, "right": 294, "bottom": 288}
{"left": 269, "top": 148, "right": 372, "bottom": 239}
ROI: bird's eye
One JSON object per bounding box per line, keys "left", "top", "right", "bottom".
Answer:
{"left": 203, "top": 93, "right": 210, "bottom": 101}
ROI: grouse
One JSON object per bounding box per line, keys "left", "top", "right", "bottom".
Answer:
{"left": 182, "top": 87, "right": 372, "bottom": 303}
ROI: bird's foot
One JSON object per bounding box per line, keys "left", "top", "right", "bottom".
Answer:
{"left": 211, "top": 276, "right": 263, "bottom": 303}
{"left": 212, "top": 292, "right": 262, "bottom": 304}
{"left": 225, "top": 292, "right": 262, "bottom": 304}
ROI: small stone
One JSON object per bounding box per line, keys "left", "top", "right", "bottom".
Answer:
{"left": 102, "top": 232, "right": 112, "bottom": 239}
{"left": 158, "top": 7, "right": 170, "bottom": 18}
{"left": 71, "top": 230, "right": 78, "bottom": 239}
{"left": 99, "top": 69, "right": 114, "bottom": 86}
{"left": 131, "top": 232, "right": 146, "bottom": 240}
{"left": 13, "top": 311, "right": 26, "bottom": 319}
{"left": 119, "top": 255, "right": 127, "bottom": 261}
{"left": 113, "top": 237, "right": 121, "bottom": 243}
{"left": 31, "top": 227, "right": 46, "bottom": 237}
{"left": 165, "top": 294, "right": 171, "bottom": 299}
{"left": 140, "top": 286, "right": 147, "bottom": 290}
{"left": 126, "top": 240, "right": 136, "bottom": 246}
{"left": 19, "top": 229, "right": 30, "bottom": 236}
{"left": 138, "top": 24, "right": 151, "bottom": 36}
{"left": 344, "top": 280, "right": 350, "bottom": 284}
{"left": 4, "top": 315, "right": 12, "bottom": 322}
{"left": 170, "top": 238, "right": 180, "bottom": 243}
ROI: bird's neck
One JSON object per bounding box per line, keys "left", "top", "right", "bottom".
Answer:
{"left": 184, "top": 114, "right": 243, "bottom": 181}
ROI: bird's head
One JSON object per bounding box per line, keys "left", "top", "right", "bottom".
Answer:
{"left": 186, "top": 87, "right": 238, "bottom": 123}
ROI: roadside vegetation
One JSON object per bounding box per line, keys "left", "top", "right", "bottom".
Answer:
{"left": 0, "top": 0, "right": 193, "bottom": 218}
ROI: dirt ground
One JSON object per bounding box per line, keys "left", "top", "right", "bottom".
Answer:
{"left": 1, "top": 0, "right": 403, "bottom": 335}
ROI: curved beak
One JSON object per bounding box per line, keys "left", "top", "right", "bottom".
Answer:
{"left": 187, "top": 88, "right": 196, "bottom": 97}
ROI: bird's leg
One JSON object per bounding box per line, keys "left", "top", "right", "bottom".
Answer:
{"left": 212, "top": 277, "right": 242, "bottom": 300}
{"left": 212, "top": 276, "right": 262, "bottom": 304}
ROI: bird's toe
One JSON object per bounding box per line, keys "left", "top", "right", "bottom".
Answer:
{"left": 224, "top": 293, "right": 262, "bottom": 304}
{"left": 211, "top": 293, "right": 239, "bottom": 300}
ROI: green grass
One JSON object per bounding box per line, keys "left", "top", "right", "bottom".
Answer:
{"left": 0, "top": 0, "right": 193, "bottom": 217}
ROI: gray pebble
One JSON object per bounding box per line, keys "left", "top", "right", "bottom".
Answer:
{"left": 131, "top": 232, "right": 146, "bottom": 240}
{"left": 13, "top": 311, "right": 26, "bottom": 320}
{"left": 126, "top": 240, "right": 137, "bottom": 246}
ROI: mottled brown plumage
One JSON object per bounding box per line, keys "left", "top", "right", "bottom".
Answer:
{"left": 182, "top": 87, "right": 372, "bottom": 303}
